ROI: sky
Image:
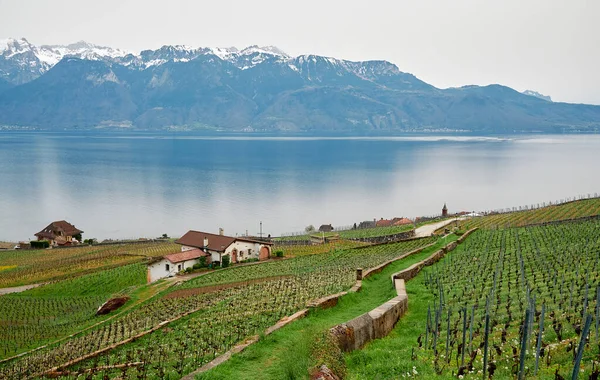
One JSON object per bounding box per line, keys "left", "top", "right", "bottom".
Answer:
{"left": 0, "top": 0, "right": 599, "bottom": 104}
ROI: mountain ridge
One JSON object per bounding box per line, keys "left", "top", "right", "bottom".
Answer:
{"left": 0, "top": 38, "right": 599, "bottom": 133}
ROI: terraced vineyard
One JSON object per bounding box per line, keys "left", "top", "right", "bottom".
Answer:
{"left": 0, "top": 264, "right": 147, "bottom": 359}
{"left": 0, "top": 237, "right": 436, "bottom": 379}
{"left": 464, "top": 197, "right": 600, "bottom": 230}
{"left": 274, "top": 240, "right": 368, "bottom": 257}
{"left": 0, "top": 241, "right": 179, "bottom": 288}
{"left": 355, "top": 219, "right": 600, "bottom": 379}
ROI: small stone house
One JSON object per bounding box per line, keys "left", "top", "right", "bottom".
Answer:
{"left": 147, "top": 249, "right": 208, "bottom": 283}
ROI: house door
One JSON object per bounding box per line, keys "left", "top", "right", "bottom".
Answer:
{"left": 232, "top": 249, "right": 237, "bottom": 263}
{"left": 259, "top": 246, "right": 270, "bottom": 260}
{"left": 177, "top": 264, "right": 182, "bottom": 272}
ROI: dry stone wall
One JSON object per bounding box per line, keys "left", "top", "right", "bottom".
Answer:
{"left": 330, "top": 228, "right": 479, "bottom": 353}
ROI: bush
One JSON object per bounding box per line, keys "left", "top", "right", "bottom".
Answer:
{"left": 31, "top": 240, "right": 50, "bottom": 249}
{"left": 185, "top": 267, "right": 193, "bottom": 274}
{"left": 221, "top": 255, "right": 230, "bottom": 268}
{"left": 198, "top": 256, "right": 207, "bottom": 267}
{"left": 275, "top": 250, "right": 284, "bottom": 258}
{"left": 192, "top": 263, "right": 202, "bottom": 270}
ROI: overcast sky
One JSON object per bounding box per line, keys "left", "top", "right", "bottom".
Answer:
{"left": 1, "top": 0, "right": 599, "bottom": 104}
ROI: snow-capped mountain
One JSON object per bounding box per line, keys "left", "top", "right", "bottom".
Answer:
{"left": 1, "top": 37, "right": 599, "bottom": 133}
{"left": 0, "top": 38, "right": 130, "bottom": 84}
{"left": 0, "top": 38, "right": 296, "bottom": 84}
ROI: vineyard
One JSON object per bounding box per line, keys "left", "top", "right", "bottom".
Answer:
{"left": 0, "top": 237, "right": 436, "bottom": 379}
{"left": 349, "top": 219, "right": 600, "bottom": 379}
{"left": 273, "top": 240, "right": 368, "bottom": 257}
{"left": 0, "top": 241, "right": 179, "bottom": 288}
{"left": 0, "top": 263, "right": 147, "bottom": 359}
{"left": 463, "top": 197, "right": 600, "bottom": 230}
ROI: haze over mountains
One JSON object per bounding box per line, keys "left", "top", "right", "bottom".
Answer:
{"left": 1, "top": 37, "right": 599, "bottom": 133}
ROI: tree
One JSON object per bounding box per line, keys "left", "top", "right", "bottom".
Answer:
{"left": 221, "top": 255, "right": 230, "bottom": 268}
{"left": 161, "top": 233, "right": 169, "bottom": 239}
{"left": 305, "top": 225, "right": 315, "bottom": 233}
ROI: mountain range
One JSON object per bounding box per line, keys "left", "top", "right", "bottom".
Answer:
{"left": 1, "top": 37, "right": 599, "bottom": 133}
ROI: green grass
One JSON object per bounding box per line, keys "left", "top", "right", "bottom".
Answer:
{"left": 0, "top": 263, "right": 148, "bottom": 359}
{"left": 197, "top": 236, "right": 457, "bottom": 380}
{"left": 345, "top": 280, "right": 445, "bottom": 379}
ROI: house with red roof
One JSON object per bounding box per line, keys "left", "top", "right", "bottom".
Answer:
{"left": 176, "top": 229, "right": 273, "bottom": 265}
{"left": 34, "top": 220, "right": 83, "bottom": 246}
{"left": 147, "top": 228, "right": 274, "bottom": 282}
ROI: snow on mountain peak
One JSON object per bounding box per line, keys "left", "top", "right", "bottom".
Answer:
{"left": 239, "top": 45, "right": 289, "bottom": 58}
{"left": 0, "top": 37, "right": 35, "bottom": 56}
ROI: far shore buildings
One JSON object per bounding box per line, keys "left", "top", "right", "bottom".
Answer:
{"left": 34, "top": 220, "right": 83, "bottom": 246}
{"left": 147, "top": 229, "right": 274, "bottom": 283}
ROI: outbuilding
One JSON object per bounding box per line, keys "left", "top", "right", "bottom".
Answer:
{"left": 147, "top": 249, "right": 208, "bottom": 283}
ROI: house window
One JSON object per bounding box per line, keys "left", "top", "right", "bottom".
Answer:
{"left": 165, "top": 263, "right": 170, "bottom": 271}
{"left": 248, "top": 249, "right": 253, "bottom": 256}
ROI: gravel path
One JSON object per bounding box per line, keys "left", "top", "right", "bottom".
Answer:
{"left": 0, "top": 283, "right": 43, "bottom": 295}
{"left": 414, "top": 219, "right": 460, "bottom": 237}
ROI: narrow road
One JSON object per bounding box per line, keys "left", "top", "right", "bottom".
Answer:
{"left": 0, "top": 283, "right": 42, "bottom": 295}
{"left": 414, "top": 218, "right": 460, "bottom": 237}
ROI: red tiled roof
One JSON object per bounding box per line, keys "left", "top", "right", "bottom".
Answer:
{"left": 376, "top": 219, "right": 393, "bottom": 227}
{"left": 393, "top": 218, "right": 413, "bottom": 226}
{"left": 35, "top": 220, "right": 83, "bottom": 239}
{"left": 176, "top": 231, "right": 236, "bottom": 252}
{"left": 164, "top": 249, "right": 207, "bottom": 264}
{"left": 175, "top": 230, "right": 273, "bottom": 251}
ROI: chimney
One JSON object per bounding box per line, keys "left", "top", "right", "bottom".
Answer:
{"left": 219, "top": 228, "right": 224, "bottom": 236}
{"left": 203, "top": 237, "right": 209, "bottom": 247}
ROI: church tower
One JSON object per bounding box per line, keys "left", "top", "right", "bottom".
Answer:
{"left": 442, "top": 203, "right": 448, "bottom": 217}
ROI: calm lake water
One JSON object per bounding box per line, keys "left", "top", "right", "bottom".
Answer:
{"left": 0, "top": 132, "right": 599, "bottom": 241}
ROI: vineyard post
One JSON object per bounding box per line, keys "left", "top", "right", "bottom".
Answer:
{"left": 518, "top": 309, "right": 531, "bottom": 380}
{"left": 469, "top": 305, "right": 475, "bottom": 355}
{"left": 460, "top": 306, "right": 467, "bottom": 368}
{"left": 595, "top": 285, "right": 600, "bottom": 343}
{"left": 445, "top": 308, "right": 451, "bottom": 363}
{"left": 426, "top": 305, "right": 431, "bottom": 348}
{"left": 482, "top": 312, "right": 490, "bottom": 380}
{"left": 534, "top": 304, "right": 545, "bottom": 375}
{"left": 572, "top": 314, "right": 593, "bottom": 380}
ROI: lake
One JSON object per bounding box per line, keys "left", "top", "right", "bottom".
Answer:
{"left": 0, "top": 132, "right": 599, "bottom": 242}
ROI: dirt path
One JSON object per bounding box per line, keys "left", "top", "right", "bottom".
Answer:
{"left": 414, "top": 219, "right": 460, "bottom": 237}
{"left": 0, "top": 283, "right": 43, "bottom": 295}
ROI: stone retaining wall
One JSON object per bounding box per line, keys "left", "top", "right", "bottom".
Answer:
{"left": 330, "top": 228, "right": 479, "bottom": 353}
{"left": 330, "top": 279, "right": 408, "bottom": 352}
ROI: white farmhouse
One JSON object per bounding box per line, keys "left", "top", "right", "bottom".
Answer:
{"left": 175, "top": 229, "right": 273, "bottom": 265}
{"left": 147, "top": 249, "right": 207, "bottom": 283}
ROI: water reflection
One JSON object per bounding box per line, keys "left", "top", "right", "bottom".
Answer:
{"left": 0, "top": 133, "right": 598, "bottom": 241}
